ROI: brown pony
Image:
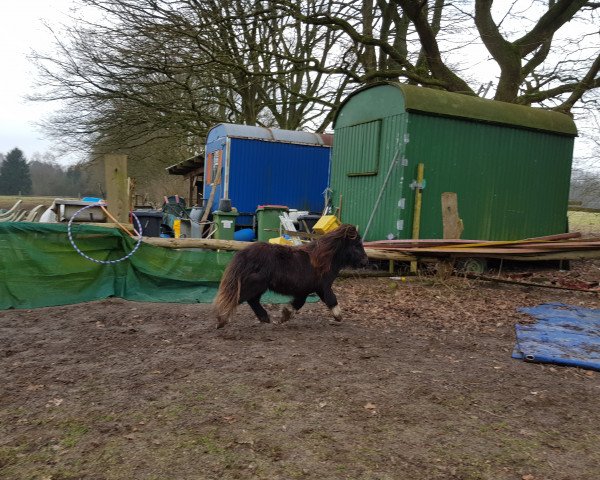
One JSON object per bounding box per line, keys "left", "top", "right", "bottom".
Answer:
{"left": 214, "top": 224, "right": 369, "bottom": 328}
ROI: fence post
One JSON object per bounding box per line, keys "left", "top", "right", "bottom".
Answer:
{"left": 104, "top": 154, "right": 129, "bottom": 224}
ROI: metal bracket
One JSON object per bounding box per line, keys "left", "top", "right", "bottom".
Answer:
{"left": 410, "top": 179, "right": 426, "bottom": 190}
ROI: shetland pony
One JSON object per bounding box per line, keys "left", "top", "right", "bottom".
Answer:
{"left": 214, "top": 224, "right": 369, "bottom": 328}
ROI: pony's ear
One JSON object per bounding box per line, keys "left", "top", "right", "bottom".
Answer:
{"left": 342, "top": 224, "right": 359, "bottom": 240}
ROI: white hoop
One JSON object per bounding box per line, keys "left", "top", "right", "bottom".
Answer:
{"left": 67, "top": 203, "right": 143, "bottom": 264}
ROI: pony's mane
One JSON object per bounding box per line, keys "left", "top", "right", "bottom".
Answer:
{"left": 301, "top": 224, "right": 358, "bottom": 276}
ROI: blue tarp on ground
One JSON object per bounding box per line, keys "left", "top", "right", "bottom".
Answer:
{"left": 513, "top": 303, "right": 600, "bottom": 371}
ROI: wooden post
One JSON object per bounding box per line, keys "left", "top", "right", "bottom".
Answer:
{"left": 438, "top": 192, "right": 464, "bottom": 280}
{"left": 441, "top": 192, "right": 464, "bottom": 239}
{"left": 410, "top": 163, "right": 425, "bottom": 274}
{"left": 104, "top": 154, "right": 129, "bottom": 224}
{"left": 200, "top": 151, "right": 222, "bottom": 237}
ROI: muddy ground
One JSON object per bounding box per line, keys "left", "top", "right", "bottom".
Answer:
{"left": 1, "top": 268, "right": 600, "bottom": 480}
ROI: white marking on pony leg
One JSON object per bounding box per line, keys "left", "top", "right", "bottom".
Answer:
{"left": 331, "top": 305, "right": 342, "bottom": 322}
{"left": 280, "top": 303, "right": 297, "bottom": 323}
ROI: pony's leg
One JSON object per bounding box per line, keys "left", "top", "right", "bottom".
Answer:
{"left": 216, "top": 314, "right": 230, "bottom": 329}
{"left": 317, "top": 287, "right": 342, "bottom": 322}
{"left": 238, "top": 274, "right": 271, "bottom": 323}
{"left": 247, "top": 295, "right": 271, "bottom": 323}
{"left": 280, "top": 295, "right": 307, "bottom": 323}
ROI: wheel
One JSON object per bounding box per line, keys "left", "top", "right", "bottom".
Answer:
{"left": 459, "top": 257, "right": 488, "bottom": 275}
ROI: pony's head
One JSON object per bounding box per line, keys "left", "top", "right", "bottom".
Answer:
{"left": 308, "top": 223, "right": 369, "bottom": 276}
{"left": 336, "top": 224, "right": 369, "bottom": 269}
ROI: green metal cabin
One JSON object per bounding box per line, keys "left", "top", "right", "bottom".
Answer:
{"left": 330, "top": 82, "right": 577, "bottom": 241}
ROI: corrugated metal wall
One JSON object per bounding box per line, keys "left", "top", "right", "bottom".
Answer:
{"left": 330, "top": 84, "right": 576, "bottom": 241}
{"left": 205, "top": 138, "right": 330, "bottom": 217}
{"left": 404, "top": 114, "right": 574, "bottom": 240}
{"left": 330, "top": 114, "right": 409, "bottom": 241}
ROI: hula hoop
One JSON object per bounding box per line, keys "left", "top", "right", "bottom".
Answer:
{"left": 67, "top": 203, "right": 143, "bottom": 264}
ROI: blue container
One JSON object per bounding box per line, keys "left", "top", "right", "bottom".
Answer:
{"left": 204, "top": 123, "right": 332, "bottom": 227}
{"left": 234, "top": 228, "right": 256, "bottom": 242}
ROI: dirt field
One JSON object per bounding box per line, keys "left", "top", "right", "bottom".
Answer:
{"left": 1, "top": 269, "right": 600, "bottom": 480}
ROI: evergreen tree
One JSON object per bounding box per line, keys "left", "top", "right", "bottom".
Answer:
{"left": 0, "top": 148, "right": 33, "bottom": 195}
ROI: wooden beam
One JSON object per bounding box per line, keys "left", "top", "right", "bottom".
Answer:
{"left": 104, "top": 154, "right": 129, "bottom": 223}
{"left": 143, "top": 237, "right": 249, "bottom": 251}
{"left": 141, "top": 237, "right": 416, "bottom": 261}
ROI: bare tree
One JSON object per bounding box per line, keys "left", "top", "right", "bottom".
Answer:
{"left": 30, "top": 0, "right": 600, "bottom": 177}
{"left": 30, "top": 0, "right": 353, "bottom": 163}
{"left": 276, "top": 0, "right": 599, "bottom": 112}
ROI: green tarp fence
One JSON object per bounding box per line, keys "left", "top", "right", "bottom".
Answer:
{"left": 0, "top": 222, "right": 266, "bottom": 310}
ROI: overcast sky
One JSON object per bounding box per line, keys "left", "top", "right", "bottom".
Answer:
{"left": 0, "top": 0, "right": 74, "bottom": 162}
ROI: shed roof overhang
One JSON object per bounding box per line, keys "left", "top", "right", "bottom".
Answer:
{"left": 333, "top": 82, "right": 577, "bottom": 137}
{"left": 166, "top": 154, "right": 204, "bottom": 177}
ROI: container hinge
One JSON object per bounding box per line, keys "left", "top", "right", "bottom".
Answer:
{"left": 398, "top": 198, "right": 406, "bottom": 209}
{"left": 401, "top": 157, "right": 408, "bottom": 167}
{"left": 396, "top": 220, "right": 404, "bottom": 231}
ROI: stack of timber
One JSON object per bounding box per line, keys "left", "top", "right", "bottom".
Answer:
{"left": 363, "top": 233, "right": 600, "bottom": 261}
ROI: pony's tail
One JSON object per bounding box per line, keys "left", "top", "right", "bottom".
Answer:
{"left": 214, "top": 260, "right": 242, "bottom": 328}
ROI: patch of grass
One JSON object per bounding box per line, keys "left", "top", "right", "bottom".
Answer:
{"left": 60, "top": 421, "right": 89, "bottom": 448}
{"left": 568, "top": 210, "right": 600, "bottom": 235}
{"left": 162, "top": 404, "right": 186, "bottom": 419}
{"left": 196, "top": 433, "right": 226, "bottom": 455}
{"left": 0, "top": 445, "right": 23, "bottom": 469}
{"left": 477, "top": 420, "right": 510, "bottom": 433}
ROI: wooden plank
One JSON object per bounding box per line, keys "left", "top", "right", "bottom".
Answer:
{"left": 143, "top": 237, "right": 248, "bottom": 251}
{"left": 104, "top": 154, "right": 129, "bottom": 224}
{"left": 85, "top": 222, "right": 135, "bottom": 231}
{"left": 409, "top": 246, "right": 589, "bottom": 260}
{"left": 441, "top": 192, "right": 464, "bottom": 239}
{"left": 366, "top": 238, "right": 485, "bottom": 246}
{"left": 365, "top": 233, "right": 582, "bottom": 248}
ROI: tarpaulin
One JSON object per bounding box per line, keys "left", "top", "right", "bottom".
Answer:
{"left": 513, "top": 302, "right": 600, "bottom": 371}
{"left": 0, "top": 222, "right": 293, "bottom": 310}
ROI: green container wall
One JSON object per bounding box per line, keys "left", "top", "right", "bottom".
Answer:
{"left": 404, "top": 114, "right": 574, "bottom": 240}
{"left": 330, "top": 83, "right": 576, "bottom": 241}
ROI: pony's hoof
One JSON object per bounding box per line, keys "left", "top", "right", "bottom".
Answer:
{"left": 280, "top": 305, "right": 296, "bottom": 323}
{"left": 258, "top": 316, "right": 271, "bottom": 324}
{"left": 330, "top": 305, "right": 342, "bottom": 322}
{"left": 216, "top": 318, "right": 227, "bottom": 329}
